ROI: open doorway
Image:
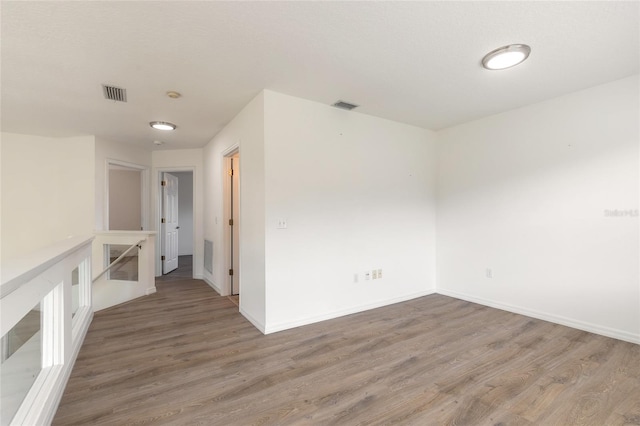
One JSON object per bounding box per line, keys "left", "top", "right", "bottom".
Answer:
{"left": 223, "top": 148, "right": 240, "bottom": 303}
{"left": 107, "top": 160, "right": 148, "bottom": 230}
{"left": 158, "top": 170, "right": 194, "bottom": 280}
{"left": 109, "top": 166, "right": 142, "bottom": 230}
{"left": 106, "top": 160, "right": 149, "bottom": 280}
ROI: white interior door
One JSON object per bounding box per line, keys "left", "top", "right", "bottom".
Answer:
{"left": 162, "top": 172, "right": 179, "bottom": 274}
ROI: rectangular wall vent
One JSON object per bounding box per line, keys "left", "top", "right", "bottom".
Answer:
{"left": 332, "top": 100, "right": 359, "bottom": 111}
{"left": 204, "top": 240, "right": 213, "bottom": 274}
{"left": 102, "top": 84, "right": 127, "bottom": 102}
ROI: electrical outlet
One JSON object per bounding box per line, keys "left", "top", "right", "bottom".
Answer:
{"left": 365, "top": 271, "right": 371, "bottom": 281}
{"left": 486, "top": 268, "right": 493, "bottom": 278}
{"left": 372, "top": 270, "right": 378, "bottom": 279}
{"left": 353, "top": 273, "right": 359, "bottom": 283}
{"left": 377, "top": 269, "right": 382, "bottom": 279}
{"left": 277, "top": 219, "right": 287, "bottom": 229}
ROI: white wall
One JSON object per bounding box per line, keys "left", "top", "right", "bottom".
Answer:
{"left": 436, "top": 75, "right": 640, "bottom": 344}
{"left": 108, "top": 169, "right": 142, "bottom": 230}
{"left": 204, "top": 90, "right": 437, "bottom": 333}
{"left": 1, "top": 133, "right": 95, "bottom": 261}
{"left": 172, "top": 172, "right": 194, "bottom": 255}
{"left": 152, "top": 149, "right": 204, "bottom": 278}
{"left": 0, "top": 137, "right": 3, "bottom": 265}
{"left": 95, "top": 137, "right": 151, "bottom": 231}
{"left": 204, "top": 92, "right": 266, "bottom": 330}
{"left": 262, "top": 91, "right": 438, "bottom": 333}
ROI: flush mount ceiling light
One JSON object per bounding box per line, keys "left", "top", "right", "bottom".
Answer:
{"left": 482, "top": 44, "right": 531, "bottom": 70}
{"left": 149, "top": 121, "right": 176, "bottom": 131}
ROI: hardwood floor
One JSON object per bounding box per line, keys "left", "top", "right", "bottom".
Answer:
{"left": 157, "top": 255, "right": 193, "bottom": 281}
{"left": 54, "top": 280, "right": 640, "bottom": 425}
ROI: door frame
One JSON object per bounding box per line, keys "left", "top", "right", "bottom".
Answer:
{"left": 154, "top": 167, "right": 196, "bottom": 277}
{"left": 105, "top": 159, "right": 149, "bottom": 231}
{"left": 222, "top": 145, "right": 239, "bottom": 297}
{"left": 161, "top": 172, "right": 180, "bottom": 274}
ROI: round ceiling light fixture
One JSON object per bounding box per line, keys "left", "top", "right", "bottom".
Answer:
{"left": 150, "top": 121, "right": 176, "bottom": 131}
{"left": 482, "top": 44, "right": 531, "bottom": 70}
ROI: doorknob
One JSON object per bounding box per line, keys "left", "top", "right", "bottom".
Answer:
{"left": 176, "top": 226, "right": 180, "bottom": 229}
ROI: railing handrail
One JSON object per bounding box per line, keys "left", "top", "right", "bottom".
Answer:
{"left": 91, "top": 230, "right": 157, "bottom": 312}
{"left": 1, "top": 235, "right": 94, "bottom": 299}
{"left": 92, "top": 239, "right": 145, "bottom": 283}
{"left": 93, "top": 230, "right": 157, "bottom": 236}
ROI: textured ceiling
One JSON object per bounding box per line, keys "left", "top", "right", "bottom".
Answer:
{"left": 1, "top": 1, "right": 638, "bottom": 150}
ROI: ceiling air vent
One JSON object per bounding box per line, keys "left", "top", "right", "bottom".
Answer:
{"left": 102, "top": 84, "right": 127, "bottom": 102}
{"left": 332, "top": 100, "right": 359, "bottom": 111}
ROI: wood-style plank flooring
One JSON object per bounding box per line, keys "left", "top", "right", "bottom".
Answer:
{"left": 157, "top": 255, "right": 193, "bottom": 281}
{"left": 54, "top": 280, "right": 640, "bottom": 425}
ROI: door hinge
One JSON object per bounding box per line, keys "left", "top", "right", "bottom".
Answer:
{"left": 229, "top": 269, "right": 234, "bottom": 276}
{"left": 161, "top": 255, "right": 166, "bottom": 261}
{"left": 161, "top": 180, "right": 167, "bottom": 186}
{"left": 228, "top": 169, "right": 234, "bottom": 176}
{"left": 229, "top": 219, "right": 234, "bottom": 226}
{"left": 161, "top": 218, "right": 166, "bottom": 223}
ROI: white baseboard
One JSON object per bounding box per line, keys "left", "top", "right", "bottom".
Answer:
{"left": 194, "top": 274, "right": 203, "bottom": 280}
{"left": 202, "top": 276, "right": 222, "bottom": 296}
{"left": 239, "top": 308, "right": 266, "bottom": 334}
{"left": 436, "top": 288, "right": 640, "bottom": 345}
{"left": 264, "top": 290, "right": 436, "bottom": 335}
{"left": 146, "top": 287, "right": 156, "bottom": 295}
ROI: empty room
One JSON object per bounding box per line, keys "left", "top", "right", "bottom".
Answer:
{"left": 0, "top": 1, "right": 638, "bottom": 425}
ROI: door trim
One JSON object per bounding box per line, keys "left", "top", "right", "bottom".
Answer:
{"left": 154, "top": 167, "right": 196, "bottom": 278}
{"left": 222, "top": 145, "right": 239, "bottom": 297}
{"left": 105, "top": 159, "right": 149, "bottom": 231}
{"left": 161, "top": 172, "right": 180, "bottom": 274}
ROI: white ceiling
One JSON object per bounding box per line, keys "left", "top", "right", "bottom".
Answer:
{"left": 2, "top": 1, "right": 638, "bottom": 150}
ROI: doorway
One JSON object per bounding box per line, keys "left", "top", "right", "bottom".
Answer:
{"left": 158, "top": 170, "right": 194, "bottom": 278}
{"left": 223, "top": 149, "right": 240, "bottom": 298}
{"left": 106, "top": 160, "right": 148, "bottom": 280}
{"left": 161, "top": 172, "right": 179, "bottom": 274}
{"left": 107, "top": 160, "right": 148, "bottom": 231}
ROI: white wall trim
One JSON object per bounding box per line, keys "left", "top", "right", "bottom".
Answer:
{"left": 15, "top": 307, "right": 93, "bottom": 426}
{"left": 221, "top": 144, "right": 239, "bottom": 298}
{"left": 264, "top": 289, "right": 436, "bottom": 335}
{"left": 154, "top": 167, "right": 196, "bottom": 278}
{"left": 221, "top": 143, "right": 240, "bottom": 158}
{"left": 436, "top": 288, "right": 640, "bottom": 345}
{"left": 202, "top": 275, "right": 222, "bottom": 296}
{"left": 240, "top": 307, "right": 266, "bottom": 334}
{"left": 105, "top": 158, "right": 149, "bottom": 232}
{"left": 37, "top": 310, "right": 93, "bottom": 425}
